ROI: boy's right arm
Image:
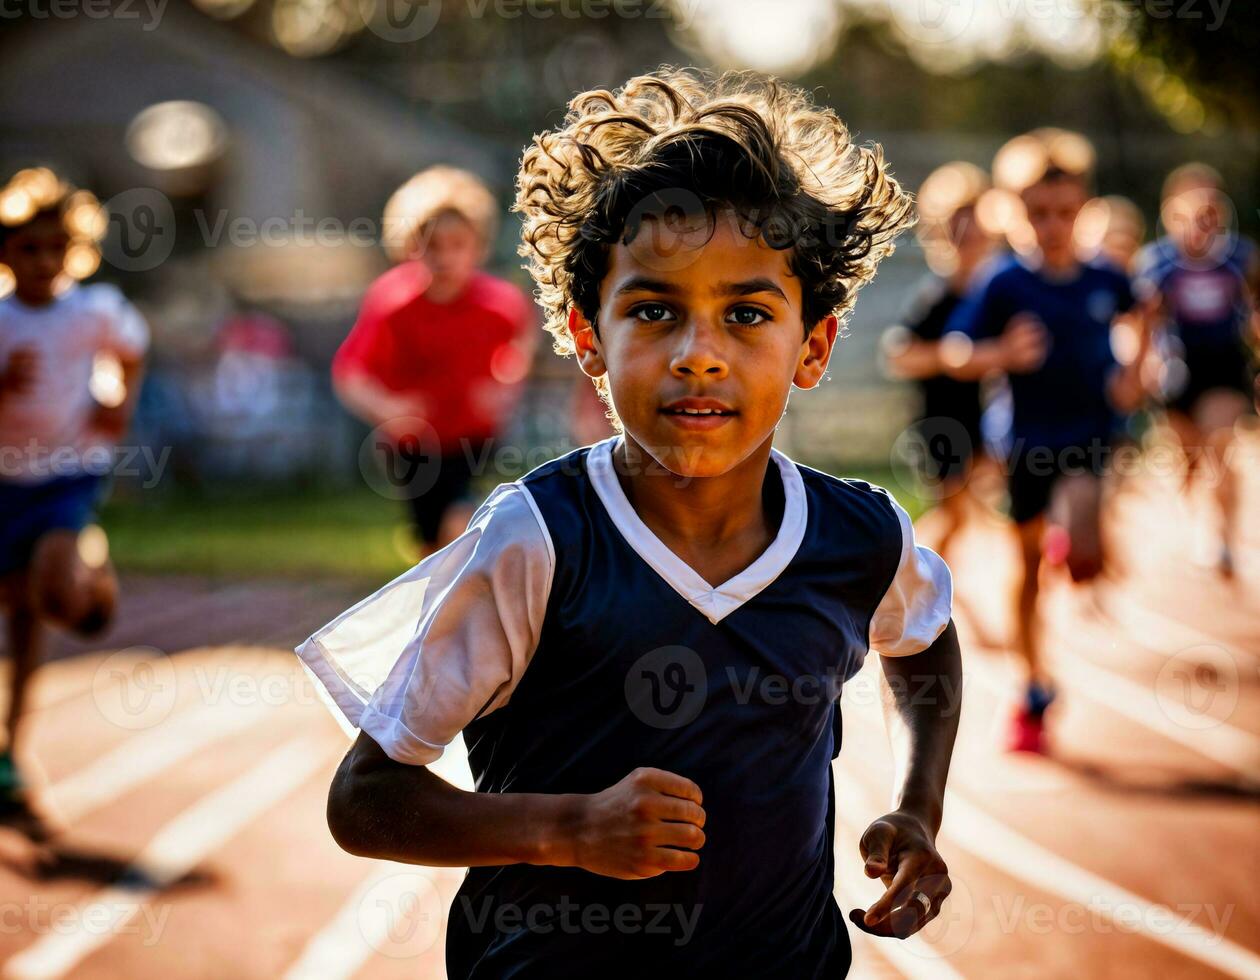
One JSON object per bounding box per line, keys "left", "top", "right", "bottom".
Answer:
{"left": 942, "top": 279, "right": 1048, "bottom": 381}
{"left": 328, "top": 730, "right": 706, "bottom": 880}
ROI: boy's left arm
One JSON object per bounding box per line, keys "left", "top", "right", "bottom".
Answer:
{"left": 850, "top": 621, "right": 961, "bottom": 939}
{"left": 91, "top": 292, "right": 149, "bottom": 440}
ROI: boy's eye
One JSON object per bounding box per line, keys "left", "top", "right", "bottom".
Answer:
{"left": 631, "top": 303, "right": 675, "bottom": 323}
{"left": 727, "top": 306, "right": 769, "bottom": 326}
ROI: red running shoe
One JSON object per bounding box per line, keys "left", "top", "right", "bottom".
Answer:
{"left": 1006, "top": 706, "right": 1048, "bottom": 754}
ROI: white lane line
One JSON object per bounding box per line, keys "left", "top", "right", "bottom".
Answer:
{"left": 840, "top": 687, "right": 1260, "bottom": 979}
{"left": 2, "top": 738, "right": 328, "bottom": 980}
{"left": 1040, "top": 613, "right": 1260, "bottom": 778}
{"left": 282, "top": 861, "right": 455, "bottom": 980}
{"left": 939, "top": 789, "right": 1260, "bottom": 979}
{"left": 951, "top": 608, "right": 1260, "bottom": 779}
{"left": 1094, "top": 584, "right": 1260, "bottom": 664}
{"left": 282, "top": 735, "right": 475, "bottom": 980}
{"left": 49, "top": 700, "right": 270, "bottom": 823}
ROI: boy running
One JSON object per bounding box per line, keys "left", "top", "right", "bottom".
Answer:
{"left": 945, "top": 129, "right": 1145, "bottom": 754}
{"left": 333, "top": 166, "right": 535, "bottom": 558}
{"left": 298, "top": 68, "right": 961, "bottom": 977}
{"left": 1134, "top": 164, "right": 1258, "bottom": 577}
{"left": 0, "top": 170, "right": 148, "bottom": 834}
{"left": 882, "top": 161, "right": 997, "bottom": 560}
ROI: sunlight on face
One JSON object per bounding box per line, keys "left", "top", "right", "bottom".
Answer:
{"left": 410, "top": 211, "right": 482, "bottom": 301}
{"left": 582, "top": 210, "right": 836, "bottom": 479}
{"left": 1020, "top": 179, "right": 1087, "bottom": 268}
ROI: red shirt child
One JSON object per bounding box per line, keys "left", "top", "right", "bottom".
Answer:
{"left": 333, "top": 166, "right": 535, "bottom": 552}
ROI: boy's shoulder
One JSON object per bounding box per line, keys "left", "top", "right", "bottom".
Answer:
{"left": 465, "top": 271, "right": 532, "bottom": 327}
{"left": 794, "top": 460, "right": 901, "bottom": 512}
{"left": 975, "top": 253, "right": 1028, "bottom": 295}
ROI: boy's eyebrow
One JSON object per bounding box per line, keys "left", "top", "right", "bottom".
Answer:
{"left": 715, "top": 278, "right": 789, "bottom": 302}
{"left": 612, "top": 276, "right": 790, "bottom": 301}
{"left": 613, "top": 276, "right": 680, "bottom": 297}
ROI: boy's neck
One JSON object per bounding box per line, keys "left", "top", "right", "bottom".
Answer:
{"left": 612, "top": 433, "right": 781, "bottom": 585}
{"left": 12, "top": 286, "right": 58, "bottom": 308}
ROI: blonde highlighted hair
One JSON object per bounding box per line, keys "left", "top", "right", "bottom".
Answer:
{"left": 513, "top": 66, "right": 915, "bottom": 372}
{"left": 382, "top": 165, "right": 499, "bottom": 264}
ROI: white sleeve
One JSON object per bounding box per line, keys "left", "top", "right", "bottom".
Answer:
{"left": 93, "top": 284, "right": 150, "bottom": 357}
{"left": 295, "top": 482, "right": 554, "bottom": 765}
{"left": 868, "top": 495, "right": 953, "bottom": 657}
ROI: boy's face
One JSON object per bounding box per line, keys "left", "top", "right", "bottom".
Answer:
{"left": 570, "top": 210, "right": 837, "bottom": 479}
{"left": 3, "top": 214, "right": 70, "bottom": 302}
{"left": 1163, "top": 182, "right": 1225, "bottom": 260}
{"left": 409, "top": 211, "right": 482, "bottom": 301}
{"left": 947, "top": 205, "right": 992, "bottom": 277}
{"left": 1020, "top": 177, "right": 1086, "bottom": 268}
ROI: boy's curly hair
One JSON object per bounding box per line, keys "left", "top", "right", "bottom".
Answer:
{"left": 513, "top": 66, "right": 915, "bottom": 407}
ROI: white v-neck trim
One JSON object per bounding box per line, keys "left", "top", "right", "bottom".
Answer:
{"left": 586, "top": 436, "right": 808, "bottom": 625}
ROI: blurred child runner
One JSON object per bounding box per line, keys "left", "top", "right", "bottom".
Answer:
{"left": 0, "top": 169, "right": 148, "bottom": 835}
{"left": 945, "top": 129, "right": 1147, "bottom": 754}
{"left": 298, "top": 67, "right": 961, "bottom": 977}
{"left": 881, "top": 161, "right": 997, "bottom": 560}
{"left": 1134, "top": 164, "right": 1258, "bottom": 577}
{"left": 333, "top": 166, "right": 535, "bottom": 558}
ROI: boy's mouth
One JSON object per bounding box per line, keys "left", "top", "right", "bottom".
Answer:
{"left": 660, "top": 397, "right": 738, "bottom": 430}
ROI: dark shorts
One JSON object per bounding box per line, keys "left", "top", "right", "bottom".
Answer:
{"left": 404, "top": 439, "right": 490, "bottom": 546}
{"left": 1007, "top": 442, "right": 1108, "bottom": 525}
{"left": 0, "top": 474, "right": 105, "bottom": 576}
{"left": 1168, "top": 348, "right": 1254, "bottom": 417}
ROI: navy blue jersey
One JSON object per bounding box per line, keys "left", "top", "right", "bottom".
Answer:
{"left": 298, "top": 436, "right": 953, "bottom": 978}
{"left": 901, "top": 274, "right": 984, "bottom": 439}
{"left": 1135, "top": 234, "right": 1255, "bottom": 356}
{"left": 947, "top": 255, "right": 1135, "bottom": 451}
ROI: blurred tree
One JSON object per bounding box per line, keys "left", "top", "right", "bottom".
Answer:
{"left": 1097, "top": 0, "right": 1260, "bottom": 129}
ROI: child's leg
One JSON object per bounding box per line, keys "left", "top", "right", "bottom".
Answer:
{"left": 3, "top": 584, "right": 44, "bottom": 759}
{"left": 1012, "top": 515, "right": 1046, "bottom": 687}
{"left": 1193, "top": 389, "right": 1249, "bottom": 573}
{"left": 1050, "top": 472, "right": 1104, "bottom": 583}
{"left": 27, "top": 529, "right": 118, "bottom": 637}
{"left": 1164, "top": 409, "right": 1203, "bottom": 493}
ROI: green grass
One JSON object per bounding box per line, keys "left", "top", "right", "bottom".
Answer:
{"left": 99, "top": 466, "right": 924, "bottom": 580}
{"left": 100, "top": 485, "right": 415, "bottom": 582}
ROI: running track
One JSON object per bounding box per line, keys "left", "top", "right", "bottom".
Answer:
{"left": 0, "top": 441, "right": 1256, "bottom": 978}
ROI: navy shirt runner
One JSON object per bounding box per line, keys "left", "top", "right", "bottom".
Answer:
{"left": 297, "top": 436, "right": 953, "bottom": 978}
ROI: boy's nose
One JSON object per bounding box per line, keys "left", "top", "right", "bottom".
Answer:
{"left": 670, "top": 318, "right": 729, "bottom": 378}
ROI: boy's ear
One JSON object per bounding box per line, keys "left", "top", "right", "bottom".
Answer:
{"left": 794, "top": 314, "right": 838, "bottom": 390}
{"left": 568, "top": 307, "right": 608, "bottom": 379}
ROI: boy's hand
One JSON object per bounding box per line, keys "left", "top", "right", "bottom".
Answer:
{"left": 0, "top": 347, "right": 39, "bottom": 397}
{"left": 849, "top": 810, "right": 951, "bottom": 939}
{"left": 1106, "top": 364, "right": 1145, "bottom": 414}
{"left": 999, "top": 314, "right": 1049, "bottom": 373}
{"left": 572, "top": 767, "right": 705, "bottom": 880}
